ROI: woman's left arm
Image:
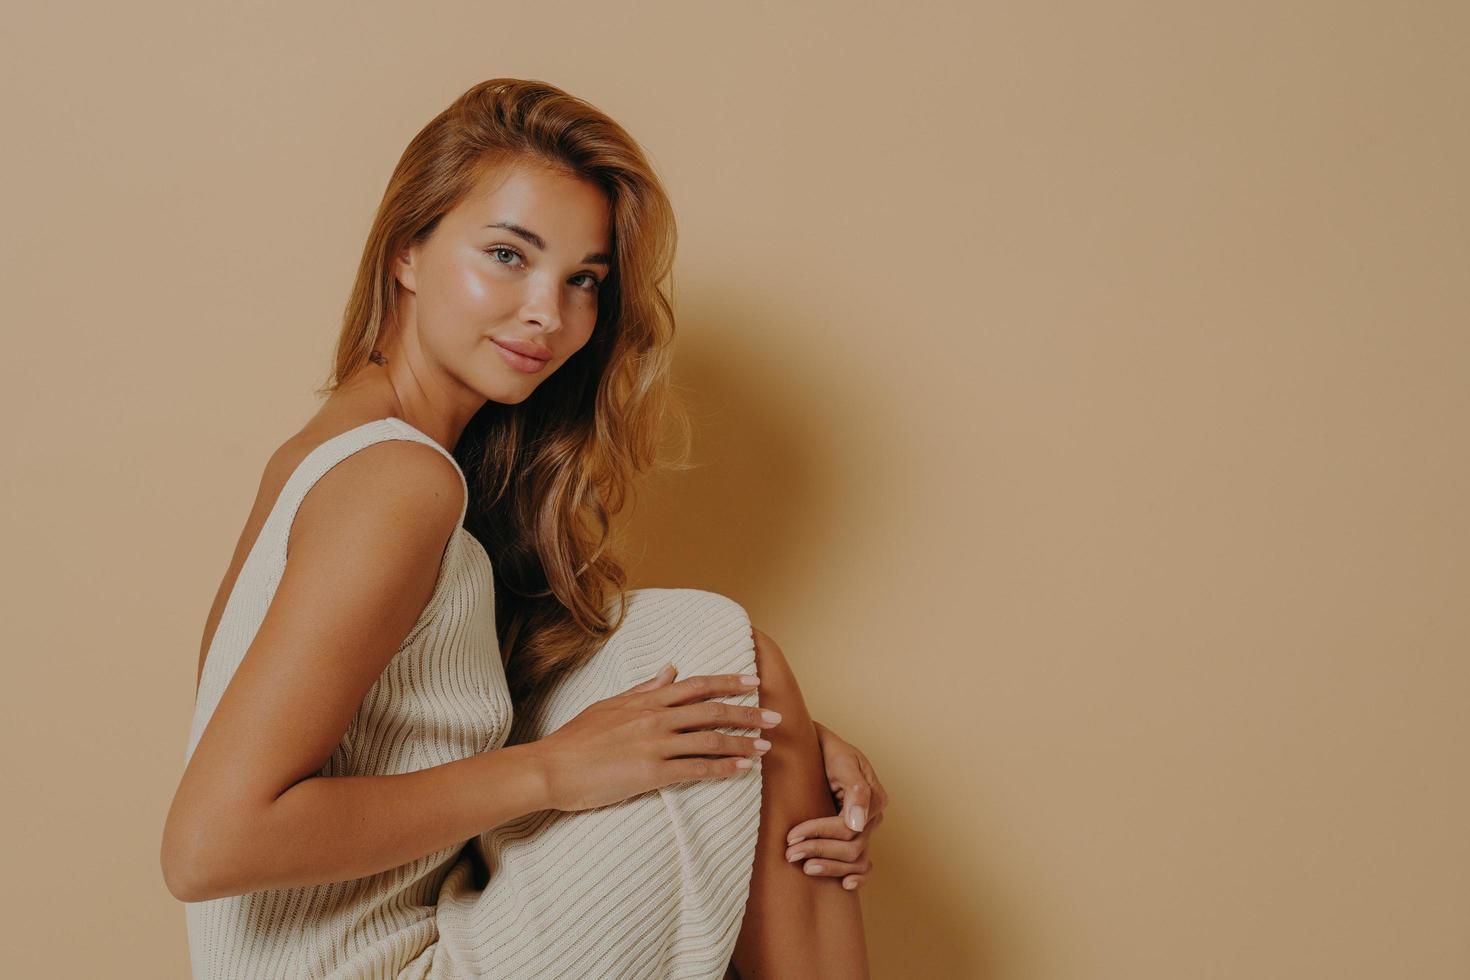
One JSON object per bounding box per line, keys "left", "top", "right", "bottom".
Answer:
{"left": 784, "top": 720, "right": 890, "bottom": 890}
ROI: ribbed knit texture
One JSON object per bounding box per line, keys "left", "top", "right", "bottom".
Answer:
{"left": 182, "top": 417, "right": 762, "bottom": 979}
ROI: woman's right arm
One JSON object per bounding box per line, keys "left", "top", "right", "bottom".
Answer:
{"left": 161, "top": 440, "right": 552, "bottom": 902}
{"left": 168, "top": 743, "right": 553, "bottom": 902}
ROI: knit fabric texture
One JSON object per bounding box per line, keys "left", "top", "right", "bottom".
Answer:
{"left": 182, "top": 417, "right": 761, "bottom": 978}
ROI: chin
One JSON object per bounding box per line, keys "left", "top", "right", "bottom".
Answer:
{"left": 479, "top": 381, "right": 539, "bottom": 406}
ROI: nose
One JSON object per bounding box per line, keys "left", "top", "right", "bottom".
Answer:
{"left": 518, "top": 276, "right": 564, "bottom": 335}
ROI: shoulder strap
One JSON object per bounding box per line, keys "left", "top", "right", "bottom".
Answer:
{"left": 267, "top": 418, "right": 470, "bottom": 557}
{"left": 380, "top": 416, "right": 470, "bottom": 528}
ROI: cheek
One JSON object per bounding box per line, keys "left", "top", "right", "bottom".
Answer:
{"left": 422, "top": 251, "right": 515, "bottom": 322}
{"left": 445, "top": 261, "right": 501, "bottom": 312}
{"left": 565, "top": 315, "right": 599, "bottom": 356}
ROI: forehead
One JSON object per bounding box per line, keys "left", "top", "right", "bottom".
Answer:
{"left": 453, "top": 160, "right": 611, "bottom": 246}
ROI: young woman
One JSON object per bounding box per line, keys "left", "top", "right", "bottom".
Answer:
{"left": 162, "top": 78, "right": 889, "bottom": 978}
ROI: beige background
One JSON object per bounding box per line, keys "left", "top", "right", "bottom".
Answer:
{"left": 2, "top": 1, "right": 1466, "bottom": 977}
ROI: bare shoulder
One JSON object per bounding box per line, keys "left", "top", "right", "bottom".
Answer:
{"left": 192, "top": 419, "right": 465, "bottom": 695}
{"left": 285, "top": 436, "right": 465, "bottom": 554}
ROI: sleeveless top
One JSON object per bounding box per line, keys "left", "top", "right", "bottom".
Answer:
{"left": 182, "top": 416, "right": 511, "bottom": 979}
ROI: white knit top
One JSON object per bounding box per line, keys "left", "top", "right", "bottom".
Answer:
{"left": 183, "top": 417, "right": 508, "bottom": 977}
{"left": 180, "top": 416, "right": 763, "bottom": 979}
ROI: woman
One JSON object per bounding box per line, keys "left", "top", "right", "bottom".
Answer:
{"left": 162, "top": 78, "right": 888, "bottom": 978}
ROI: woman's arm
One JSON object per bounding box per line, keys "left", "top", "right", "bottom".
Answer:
{"left": 166, "top": 744, "right": 551, "bottom": 902}
{"left": 783, "top": 720, "right": 890, "bottom": 890}
{"left": 161, "top": 440, "right": 549, "bottom": 902}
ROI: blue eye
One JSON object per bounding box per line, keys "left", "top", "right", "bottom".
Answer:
{"left": 486, "top": 245, "right": 601, "bottom": 292}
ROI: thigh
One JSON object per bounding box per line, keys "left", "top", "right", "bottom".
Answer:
{"left": 430, "top": 588, "right": 764, "bottom": 980}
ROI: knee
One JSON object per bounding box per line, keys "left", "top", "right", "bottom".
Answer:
{"left": 615, "top": 587, "right": 758, "bottom": 684}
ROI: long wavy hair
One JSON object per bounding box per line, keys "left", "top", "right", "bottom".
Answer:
{"left": 314, "top": 78, "right": 692, "bottom": 704}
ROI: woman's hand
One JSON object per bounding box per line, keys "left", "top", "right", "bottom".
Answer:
{"left": 785, "top": 720, "right": 889, "bottom": 890}
{"left": 532, "top": 664, "right": 777, "bottom": 812}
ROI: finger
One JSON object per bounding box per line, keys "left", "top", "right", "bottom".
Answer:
{"left": 842, "top": 782, "right": 872, "bottom": 833}
{"left": 786, "top": 814, "right": 858, "bottom": 847}
{"left": 785, "top": 836, "right": 865, "bottom": 865}
{"left": 661, "top": 754, "right": 755, "bottom": 786}
{"left": 787, "top": 812, "right": 884, "bottom": 852}
{"left": 857, "top": 754, "right": 890, "bottom": 813}
{"left": 648, "top": 672, "right": 762, "bottom": 708}
{"left": 823, "top": 752, "right": 868, "bottom": 809}
{"left": 626, "top": 662, "right": 677, "bottom": 694}
{"left": 664, "top": 700, "right": 779, "bottom": 735}
{"left": 666, "top": 730, "right": 771, "bottom": 760}
{"left": 841, "top": 874, "right": 866, "bottom": 891}
{"left": 798, "top": 856, "right": 871, "bottom": 879}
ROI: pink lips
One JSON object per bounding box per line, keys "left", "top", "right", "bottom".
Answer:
{"left": 492, "top": 337, "right": 552, "bottom": 373}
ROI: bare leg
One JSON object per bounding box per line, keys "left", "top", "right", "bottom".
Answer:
{"left": 730, "top": 627, "right": 870, "bottom": 979}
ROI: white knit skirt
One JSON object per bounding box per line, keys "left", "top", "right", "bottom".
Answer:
{"left": 409, "top": 587, "right": 763, "bottom": 979}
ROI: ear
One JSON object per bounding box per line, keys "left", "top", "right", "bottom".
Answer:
{"left": 393, "top": 242, "right": 419, "bottom": 293}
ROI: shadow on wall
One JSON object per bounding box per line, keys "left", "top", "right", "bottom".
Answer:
{"left": 622, "top": 289, "right": 992, "bottom": 977}
{"left": 628, "top": 295, "right": 848, "bottom": 613}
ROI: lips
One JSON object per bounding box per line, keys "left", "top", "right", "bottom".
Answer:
{"left": 492, "top": 337, "right": 552, "bottom": 374}
{"left": 493, "top": 337, "right": 552, "bottom": 361}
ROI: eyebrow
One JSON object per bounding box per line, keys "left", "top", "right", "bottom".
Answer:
{"left": 485, "top": 221, "right": 612, "bottom": 266}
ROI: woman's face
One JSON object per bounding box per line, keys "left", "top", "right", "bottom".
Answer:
{"left": 394, "top": 159, "right": 612, "bottom": 405}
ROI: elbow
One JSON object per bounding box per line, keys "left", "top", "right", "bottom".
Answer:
{"left": 163, "top": 864, "right": 205, "bottom": 904}
{"left": 161, "top": 836, "right": 210, "bottom": 903}
{"left": 161, "top": 810, "right": 237, "bottom": 903}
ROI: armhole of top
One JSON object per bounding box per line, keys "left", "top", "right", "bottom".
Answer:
{"left": 381, "top": 417, "right": 470, "bottom": 528}
{"left": 275, "top": 421, "right": 468, "bottom": 569}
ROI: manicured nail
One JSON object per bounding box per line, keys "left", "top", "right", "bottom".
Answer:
{"left": 804, "top": 863, "right": 824, "bottom": 875}
{"left": 735, "top": 758, "right": 752, "bottom": 769}
{"left": 739, "top": 674, "right": 760, "bottom": 686}
{"left": 843, "top": 878, "right": 858, "bottom": 890}
{"left": 846, "top": 805, "right": 866, "bottom": 833}
{"left": 787, "top": 850, "right": 807, "bottom": 862}
{"left": 753, "top": 738, "right": 772, "bottom": 751}
{"left": 761, "top": 709, "right": 782, "bottom": 725}
{"left": 787, "top": 834, "right": 806, "bottom": 846}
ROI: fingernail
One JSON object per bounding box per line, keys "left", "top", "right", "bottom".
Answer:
{"left": 735, "top": 758, "right": 752, "bottom": 769}
{"left": 761, "top": 710, "right": 782, "bottom": 725}
{"left": 787, "top": 834, "right": 806, "bottom": 846}
{"left": 846, "top": 805, "right": 866, "bottom": 833}
{"left": 787, "top": 850, "right": 806, "bottom": 862}
{"left": 804, "top": 863, "right": 824, "bottom": 875}
{"left": 753, "top": 738, "right": 772, "bottom": 751}
{"left": 843, "top": 878, "right": 858, "bottom": 890}
{"left": 740, "top": 674, "right": 760, "bottom": 686}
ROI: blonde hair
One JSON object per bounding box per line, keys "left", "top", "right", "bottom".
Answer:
{"left": 316, "top": 78, "right": 692, "bottom": 703}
